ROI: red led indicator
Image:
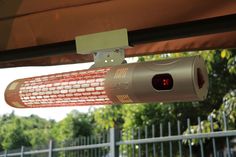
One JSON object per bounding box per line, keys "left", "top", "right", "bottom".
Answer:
{"left": 162, "top": 79, "right": 170, "bottom": 86}
{"left": 152, "top": 74, "right": 173, "bottom": 90}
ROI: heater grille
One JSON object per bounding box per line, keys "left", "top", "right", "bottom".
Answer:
{"left": 18, "top": 67, "right": 112, "bottom": 107}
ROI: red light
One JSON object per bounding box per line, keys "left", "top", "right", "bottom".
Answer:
{"left": 162, "top": 79, "right": 170, "bottom": 86}
{"left": 152, "top": 74, "right": 173, "bottom": 90}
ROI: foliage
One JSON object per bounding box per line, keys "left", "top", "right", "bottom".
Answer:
{"left": 0, "top": 113, "right": 30, "bottom": 150}
{"left": 0, "top": 116, "right": 30, "bottom": 149}
{"left": 52, "top": 110, "right": 93, "bottom": 142}
{"left": 24, "top": 115, "right": 55, "bottom": 147}
{"left": 0, "top": 112, "right": 55, "bottom": 150}
{"left": 0, "top": 110, "right": 94, "bottom": 151}
{"left": 92, "top": 105, "right": 124, "bottom": 131}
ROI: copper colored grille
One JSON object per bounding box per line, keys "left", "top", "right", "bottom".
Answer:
{"left": 18, "top": 67, "right": 112, "bottom": 107}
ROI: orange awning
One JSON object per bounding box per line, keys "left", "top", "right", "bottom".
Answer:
{"left": 0, "top": 0, "right": 236, "bottom": 67}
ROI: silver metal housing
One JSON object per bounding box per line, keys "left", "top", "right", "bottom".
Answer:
{"left": 105, "top": 56, "right": 208, "bottom": 103}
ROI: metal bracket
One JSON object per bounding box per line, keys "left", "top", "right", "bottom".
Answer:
{"left": 75, "top": 29, "right": 129, "bottom": 68}
{"left": 91, "top": 49, "right": 126, "bottom": 68}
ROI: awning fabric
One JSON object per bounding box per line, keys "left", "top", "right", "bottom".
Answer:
{"left": 0, "top": 0, "right": 236, "bottom": 67}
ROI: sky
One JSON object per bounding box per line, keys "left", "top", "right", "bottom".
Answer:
{"left": 0, "top": 58, "right": 137, "bottom": 121}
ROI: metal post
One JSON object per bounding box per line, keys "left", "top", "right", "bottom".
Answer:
{"left": 210, "top": 116, "right": 217, "bottom": 157}
{"left": 187, "top": 119, "right": 193, "bottom": 157}
{"left": 21, "top": 146, "right": 24, "bottom": 157}
{"left": 152, "top": 125, "right": 156, "bottom": 157}
{"left": 110, "top": 128, "right": 119, "bottom": 157}
{"left": 138, "top": 127, "right": 141, "bottom": 157}
{"left": 198, "top": 117, "right": 205, "bottom": 157}
{"left": 4, "top": 150, "right": 7, "bottom": 157}
{"left": 177, "top": 121, "right": 183, "bottom": 157}
{"left": 160, "top": 123, "right": 164, "bottom": 157}
{"left": 48, "top": 140, "right": 53, "bottom": 157}
{"left": 145, "top": 126, "right": 148, "bottom": 157}
{"left": 223, "top": 112, "right": 232, "bottom": 157}
{"left": 168, "top": 122, "right": 173, "bottom": 157}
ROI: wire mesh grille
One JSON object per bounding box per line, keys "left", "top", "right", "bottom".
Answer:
{"left": 18, "top": 67, "right": 112, "bottom": 107}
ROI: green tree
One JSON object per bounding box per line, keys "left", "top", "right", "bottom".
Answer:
{"left": 0, "top": 113, "right": 55, "bottom": 150}
{"left": 1, "top": 117, "right": 30, "bottom": 150}
{"left": 23, "top": 115, "right": 55, "bottom": 147}
{"left": 93, "top": 105, "right": 124, "bottom": 132}
{"left": 52, "top": 110, "right": 93, "bottom": 142}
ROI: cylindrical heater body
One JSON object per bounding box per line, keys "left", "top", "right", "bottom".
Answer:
{"left": 5, "top": 56, "right": 208, "bottom": 108}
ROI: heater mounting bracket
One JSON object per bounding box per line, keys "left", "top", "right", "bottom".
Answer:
{"left": 75, "top": 28, "right": 129, "bottom": 68}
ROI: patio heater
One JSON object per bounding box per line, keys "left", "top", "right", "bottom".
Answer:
{"left": 4, "top": 29, "right": 208, "bottom": 108}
